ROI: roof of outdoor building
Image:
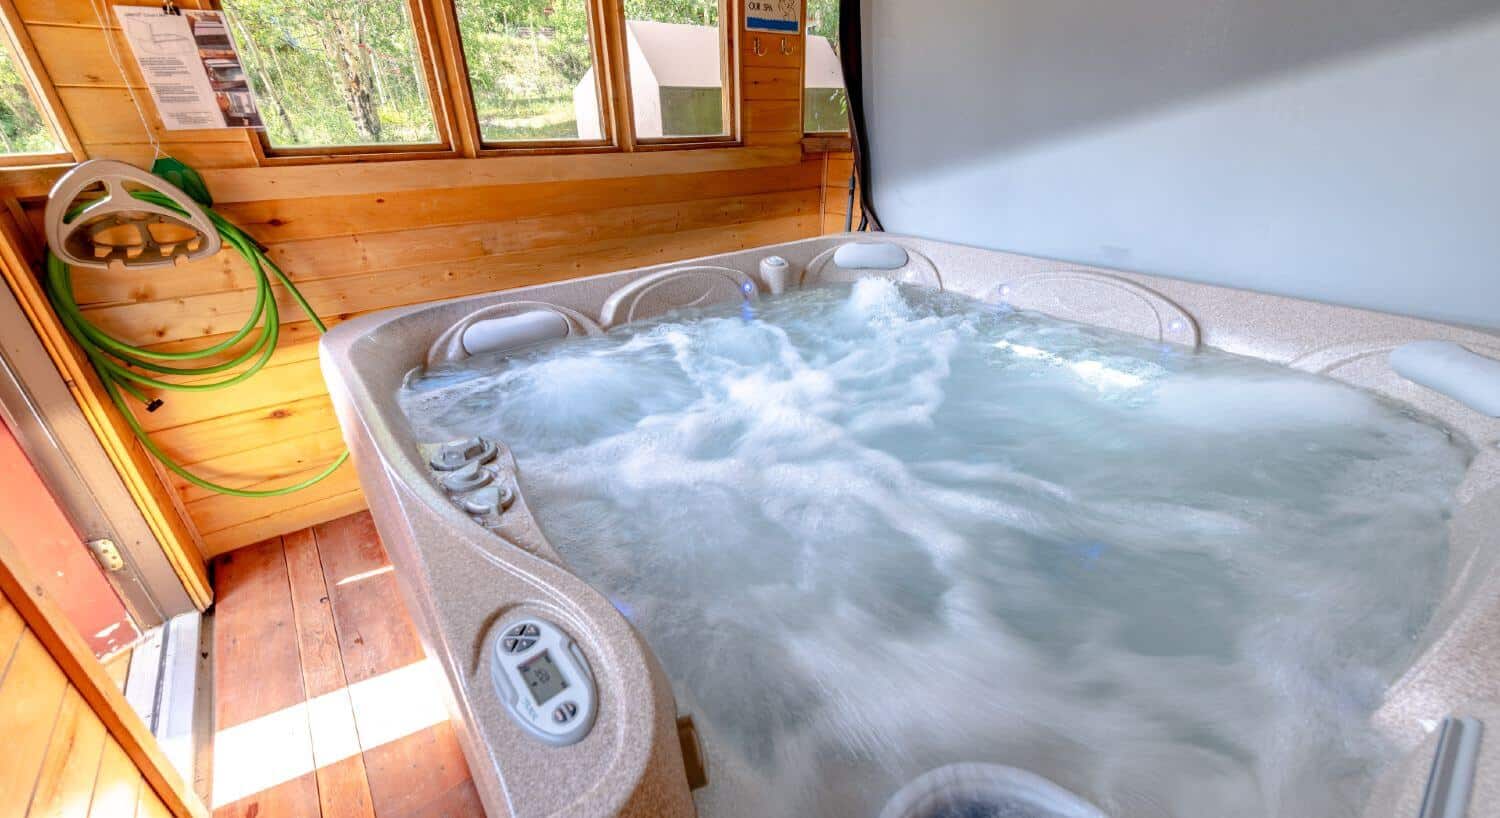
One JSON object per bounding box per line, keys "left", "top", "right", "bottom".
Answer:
{"left": 624, "top": 21, "right": 845, "bottom": 90}
{"left": 626, "top": 21, "right": 723, "bottom": 88}
{"left": 804, "top": 34, "right": 844, "bottom": 89}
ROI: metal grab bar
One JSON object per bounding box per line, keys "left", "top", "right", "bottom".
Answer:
{"left": 1419, "top": 717, "right": 1484, "bottom": 818}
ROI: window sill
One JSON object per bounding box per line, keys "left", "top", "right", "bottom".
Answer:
{"left": 801, "top": 134, "right": 852, "bottom": 154}
{"left": 200, "top": 142, "right": 803, "bottom": 203}
{"left": 0, "top": 162, "right": 71, "bottom": 198}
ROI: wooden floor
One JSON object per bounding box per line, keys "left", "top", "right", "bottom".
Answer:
{"left": 211, "top": 511, "right": 484, "bottom": 818}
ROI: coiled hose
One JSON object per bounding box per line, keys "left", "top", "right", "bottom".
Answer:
{"left": 45, "top": 189, "right": 348, "bottom": 497}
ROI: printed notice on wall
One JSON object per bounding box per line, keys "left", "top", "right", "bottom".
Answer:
{"left": 745, "top": 0, "right": 800, "bottom": 33}
{"left": 115, "top": 7, "right": 264, "bottom": 130}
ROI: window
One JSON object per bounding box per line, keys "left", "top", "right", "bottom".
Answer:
{"left": 803, "top": 0, "right": 847, "bottom": 134}
{"left": 0, "top": 18, "right": 65, "bottom": 159}
{"left": 215, "top": 0, "right": 745, "bottom": 159}
{"left": 623, "top": 0, "right": 729, "bottom": 140}
{"left": 221, "top": 0, "right": 443, "bottom": 151}
{"left": 453, "top": 0, "right": 607, "bottom": 144}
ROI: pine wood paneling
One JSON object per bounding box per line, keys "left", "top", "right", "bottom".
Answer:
{"left": 71, "top": 190, "right": 813, "bottom": 306}
{"left": 743, "top": 66, "right": 802, "bottom": 101}
{"left": 0, "top": 0, "right": 842, "bottom": 558}
{"left": 85, "top": 210, "right": 819, "bottom": 344}
{"left": 820, "top": 150, "right": 860, "bottom": 232}
{"left": 88, "top": 738, "right": 146, "bottom": 818}
{"left": 27, "top": 687, "right": 108, "bottom": 818}
{"left": 0, "top": 590, "right": 197, "bottom": 818}
{"left": 0, "top": 630, "right": 71, "bottom": 818}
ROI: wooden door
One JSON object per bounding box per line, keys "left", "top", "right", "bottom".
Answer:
{"left": 0, "top": 419, "right": 138, "bottom": 656}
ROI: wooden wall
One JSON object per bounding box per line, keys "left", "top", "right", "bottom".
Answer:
{"left": 0, "top": 0, "right": 850, "bottom": 564}
{"left": 818, "top": 149, "right": 861, "bottom": 233}
{"left": 0, "top": 589, "right": 178, "bottom": 818}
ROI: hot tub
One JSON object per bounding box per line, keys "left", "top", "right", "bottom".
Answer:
{"left": 319, "top": 235, "right": 1500, "bottom": 818}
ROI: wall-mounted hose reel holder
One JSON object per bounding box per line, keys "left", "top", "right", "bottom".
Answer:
{"left": 43, "top": 159, "right": 347, "bottom": 498}
{"left": 45, "top": 160, "right": 221, "bottom": 271}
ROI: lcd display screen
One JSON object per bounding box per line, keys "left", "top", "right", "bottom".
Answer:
{"left": 518, "top": 650, "right": 569, "bottom": 705}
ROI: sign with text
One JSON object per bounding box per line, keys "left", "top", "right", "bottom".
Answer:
{"left": 116, "top": 7, "right": 264, "bottom": 130}
{"left": 746, "top": 0, "right": 800, "bottom": 33}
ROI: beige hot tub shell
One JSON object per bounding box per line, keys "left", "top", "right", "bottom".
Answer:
{"left": 319, "top": 235, "right": 1500, "bottom": 818}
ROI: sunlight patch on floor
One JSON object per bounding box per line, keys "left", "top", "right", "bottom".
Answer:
{"left": 334, "top": 564, "right": 395, "bottom": 587}
{"left": 212, "top": 658, "right": 449, "bottom": 807}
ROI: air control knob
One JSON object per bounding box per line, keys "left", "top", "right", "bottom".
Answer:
{"left": 461, "top": 483, "right": 514, "bottom": 516}
{"left": 440, "top": 460, "right": 492, "bottom": 493}
{"left": 429, "top": 436, "right": 497, "bottom": 470}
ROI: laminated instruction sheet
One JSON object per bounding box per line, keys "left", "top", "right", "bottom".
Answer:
{"left": 115, "top": 7, "right": 264, "bottom": 130}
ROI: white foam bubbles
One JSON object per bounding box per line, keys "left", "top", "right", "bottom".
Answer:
{"left": 400, "top": 282, "right": 1471, "bottom": 818}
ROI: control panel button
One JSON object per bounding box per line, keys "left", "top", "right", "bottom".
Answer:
{"left": 490, "top": 618, "right": 597, "bottom": 746}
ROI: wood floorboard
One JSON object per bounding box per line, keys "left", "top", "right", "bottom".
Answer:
{"left": 211, "top": 539, "right": 319, "bottom": 818}
{"left": 313, "top": 513, "right": 482, "bottom": 818}
{"left": 283, "top": 528, "right": 375, "bottom": 818}
{"left": 210, "top": 513, "right": 482, "bottom": 818}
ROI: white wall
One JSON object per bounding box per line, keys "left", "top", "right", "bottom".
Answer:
{"left": 863, "top": 1, "right": 1500, "bottom": 330}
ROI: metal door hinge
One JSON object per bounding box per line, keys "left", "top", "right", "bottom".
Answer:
{"left": 87, "top": 538, "right": 127, "bottom": 572}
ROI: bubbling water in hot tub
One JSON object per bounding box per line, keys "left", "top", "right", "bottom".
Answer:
{"left": 400, "top": 280, "right": 1472, "bottom": 818}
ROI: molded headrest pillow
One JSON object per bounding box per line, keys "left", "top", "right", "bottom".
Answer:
{"left": 1389, "top": 340, "right": 1500, "bottom": 417}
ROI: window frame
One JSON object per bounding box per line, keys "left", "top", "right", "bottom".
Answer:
{"left": 800, "top": 0, "right": 849, "bottom": 139}
{"left": 0, "top": 0, "right": 83, "bottom": 169}
{"left": 616, "top": 0, "right": 741, "bottom": 150}
{"left": 223, "top": 0, "right": 751, "bottom": 165}
{"left": 224, "top": 0, "right": 466, "bottom": 165}
{"left": 437, "top": 0, "right": 622, "bottom": 156}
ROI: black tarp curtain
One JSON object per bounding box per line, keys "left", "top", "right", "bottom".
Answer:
{"left": 838, "top": 0, "right": 882, "bottom": 230}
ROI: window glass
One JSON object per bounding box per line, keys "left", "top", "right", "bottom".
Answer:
{"left": 803, "top": 0, "right": 847, "bottom": 133}
{"left": 455, "top": 0, "right": 603, "bottom": 142}
{"left": 221, "top": 0, "right": 439, "bottom": 148}
{"left": 0, "top": 35, "right": 61, "bottom": 155}
{"left": 623, "top": 0, "right": 727, "bottom": 139}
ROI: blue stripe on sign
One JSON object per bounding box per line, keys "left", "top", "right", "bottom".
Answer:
{"left": 747, "top": 17, "right": 799, "bottom": 32}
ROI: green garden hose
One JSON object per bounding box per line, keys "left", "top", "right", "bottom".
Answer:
{"left": 45, "top": 189, "right": 348, "bottom": 498}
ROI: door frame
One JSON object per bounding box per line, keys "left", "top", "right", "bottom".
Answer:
{"left": 0, "top": 264, "right": 195, "bottom": 626}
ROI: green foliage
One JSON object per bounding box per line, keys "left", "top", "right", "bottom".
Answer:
{"left": 805, "top": 0, "right": 839, "bottom": 45}
{"left": 624, "top": 0, "right": 719, "bottom": 26}
{"left": 0, "top": 47, "right": 60, "bottom": 155}
{"left": 456, "top": 0, "right": 594, "bottom": 141}
{"left": 223, "top": 0, "right": 438, "bottom": 147}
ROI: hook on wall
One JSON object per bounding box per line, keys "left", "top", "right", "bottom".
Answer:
{"left": 779, "top": 37, "right": 793, "bottom": 56}
{"left": 752, "top": 36, "right": 767, "bottom": 57}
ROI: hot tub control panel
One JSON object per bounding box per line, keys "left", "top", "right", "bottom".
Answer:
{"left": 489, "top": 617, "right": 597, "bottom": 746}
{"left": 424, "top": 437, "right": 515, "bottom": 529}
